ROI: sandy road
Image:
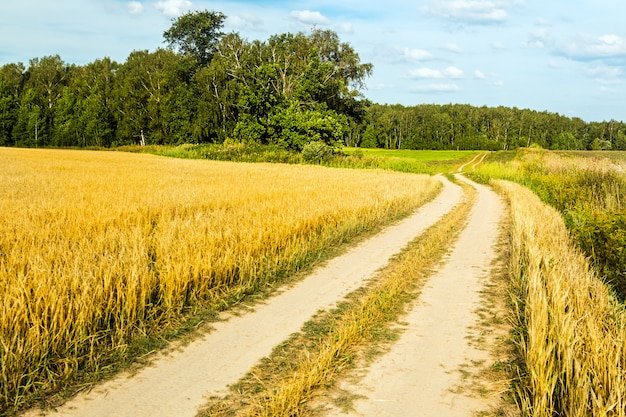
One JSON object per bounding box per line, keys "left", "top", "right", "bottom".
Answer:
{"left": 326, "top": 174, "right": 504, "bottom": 417}
{"left": 22, "top": 176, "right": 463, "bottom": 417}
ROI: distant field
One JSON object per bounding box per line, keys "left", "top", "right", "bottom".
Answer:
{"left": 343, "top": 147, "right": 480, "bottom": 161}
{"left": 0, "top": 147, "right": 440, "bottom": 413}
{"left": 341, "top": 148, "right": 482, "bottom": 173}
{"left": 117, "top": 144, "right": 483, "bottom": 175}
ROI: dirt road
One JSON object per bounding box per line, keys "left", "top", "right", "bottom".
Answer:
{"left": 326, "top": 174, "right": 504, "bottom": 416}
{"left": 22, "top": 176, "right": 464, "bottom": 417}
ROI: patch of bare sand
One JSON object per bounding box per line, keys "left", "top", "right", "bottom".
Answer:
{"left": 324, "top": 175, "right": 505, "bottom": 417}
{"left": 21, "top": 177, "right": 463, "bottom": 417}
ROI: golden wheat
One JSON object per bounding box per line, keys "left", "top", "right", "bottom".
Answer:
{"left": 0, "top": 148, "right": 440, "bottom": 412}
{"left": 493, "top": 179, "right": 626, "bottom": 417}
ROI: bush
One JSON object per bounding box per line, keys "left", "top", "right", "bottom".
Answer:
{"left": 568, "top": 209, "right": 626, "bottom": 301}
{"left": 301, "top": 141, "right": 334, "bottom": 163}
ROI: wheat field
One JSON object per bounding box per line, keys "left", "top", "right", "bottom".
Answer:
{"left": 494, "top": 179, "right": 626, "bottom": 416}
{"left": 0, "top": 148, "right": 440, "bottom": 412}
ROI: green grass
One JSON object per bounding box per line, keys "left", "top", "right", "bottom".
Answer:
{"left": 342, "top": 148, "right": 481, "bottom": 161}
{"left": 115, "top": 143, "right": 481, "bottom": 175}
{"left": 339, "top": 148, "right": 483, "bottom": 174}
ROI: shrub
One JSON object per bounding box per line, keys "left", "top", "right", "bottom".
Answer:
{"left": 568, "top": 209, "right": 626, "bottom": 301}
{"left": 301, "top": 141, "right": 334, "bottom": 163}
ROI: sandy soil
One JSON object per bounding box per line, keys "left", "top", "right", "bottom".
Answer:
{"left": 22, "top": 176, "right": 463, "bottom": 417}
{"left": 325, "top": 174, "right": 505, "bottom": 417}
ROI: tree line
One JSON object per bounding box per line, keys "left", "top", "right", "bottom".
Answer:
{"left": 0, "top": 10, "right": 624, "bottom": 151}
{"left": 356, "top": 103, "right": 626, "bottom": 151}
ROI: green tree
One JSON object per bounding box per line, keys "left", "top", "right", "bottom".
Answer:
{"left": 231, "top": 29, "right": 372, "bottom": 150}
{"left": 113, "top": 49, "right": 189, "bottom": 145}
{"left": 76, "top": 58, "right": 117, "bottom": 147}
{"left": 0, "top": 63, "right": 25, "bottom": 145}
{"left": 615, "top": 130, "right": 626, "bottom": 150}
{"left": 53, "top": 87, "right": 78, "bottom": 147}
{"left": 12, "top": 89, "right": 44, "bottom": 147}
{"left": 22, "top": 55, "right": 73, "bottom": 146}
{"left": 163, "top": 10, "right": 226, "bottom": 65}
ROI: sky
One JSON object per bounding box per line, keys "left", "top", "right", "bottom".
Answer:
{"left": 1, "top": 0, "right": 626, "bottom": 122}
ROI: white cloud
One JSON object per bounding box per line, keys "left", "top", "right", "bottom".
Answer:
{"left": 402, "top": 47, "right": 434, "bottom": 61}
{"left": 474, "top": 70, "right": 486, "bottom": 79}
{"left": 127, "top": 1, "right": 144, "bottom": 15}
{"left": 423, "top": 0, "right": 512, "bottom": 25}
{"left": 155, "top": 0, "right": 191, "bottom": 17}
{"left": 409, "top": 66, "right": 465, "bottom": 79}
{"left": 440, "top": 43, "right": 462, "bottom": 53}
{"left": 410, "top": 83, "right": 461, "bottom": 93}
{"left": 584, "top": 64, "right": 622, "bottom": 85}
{"left": 491, "top": 41, "right": 506, "bottom": 50}
{"left": 228, "top": 14, "right": 264, "bottom": 31}
{"left": 336, "top": 22, "right": 354, "bottom": 34}
{"left": 523, "top": 28, "right": 550, "bottom": 49}
{"left": 561, "top": 34, "right": 626, "bottom": 60}
{"left": 290, "top": 10, "right": 330, "bottom": 26}
{"left": 534, "top": 18, "right": 551, "bottom": 27}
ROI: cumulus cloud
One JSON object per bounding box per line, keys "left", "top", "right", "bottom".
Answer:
{"left": 127, "top": 1, "right": 144, "bottom": 15}
{"left": 422, "top": 0, "right": 514, "bottom": 25}
{"left": 228, "top": 14, "right": 264, "bottom": 31}
{"left": 410, "top": 83, "right": 461, "bottom": 93}
{"left": 290, "top": 10, "right": 330, "bottom": 25}
{"left": 474, "top": 69, "right": 487, "bottom": 79}
{"left": 155, "top": 0, "right": 191, "bottom": 17}
{"left": 409, "top": 66, "right": 465, "bottom": 79}
{"left": 403, "top": 47, "right": 434, "bottom": 61}
{"left": 560, "top": 33, "right": 626, "bottom": 61}
{"left": 386, "top": 47, "right": 433, "bottom": 64}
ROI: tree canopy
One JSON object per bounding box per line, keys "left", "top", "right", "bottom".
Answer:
{"left": 163, "top": 10, "right": 226, "bottom": 65}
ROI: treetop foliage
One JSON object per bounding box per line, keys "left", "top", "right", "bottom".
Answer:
{"left": 0, "top": 9, "right": 624, "bottom": 151}
{"left": 163, "top": 10, "right": 226, "bottom": 65}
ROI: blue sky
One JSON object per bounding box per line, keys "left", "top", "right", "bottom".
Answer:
{"left": 1, "top": 0, "right": 626, "bottom": 122}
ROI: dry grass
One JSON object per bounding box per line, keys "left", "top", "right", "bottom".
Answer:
{"left": 0, "top": 148, "right": 440, "bottom": 413}
{"left": 493, "top": 179, "right": 626, "bottom": 417}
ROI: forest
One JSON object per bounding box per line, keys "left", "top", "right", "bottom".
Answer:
{"left": 1, "top": 9, "right": 625, "bottom": 151}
